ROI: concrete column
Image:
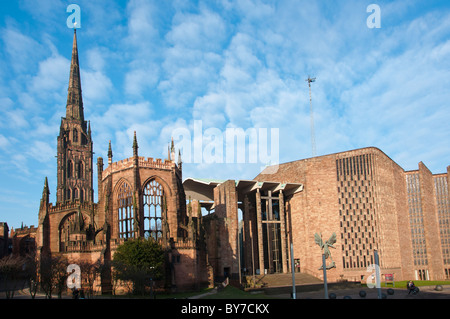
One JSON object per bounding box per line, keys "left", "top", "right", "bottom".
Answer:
{"left": 266, "top": 197, "right": 273, "bottom": 273}
{"left": 256, "top": 189, "right": 264, "bottom": 275}
{"left": 243, "top": 195, "right": 252, "bottom": 273}
{"left": 286, "top": 201, "right": 292, "bottom": 272}
{"left": 279, "top": 190, "right": 288, "bottom": 273}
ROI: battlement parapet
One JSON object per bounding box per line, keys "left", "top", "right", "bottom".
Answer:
{"left": 62, "top": 240, "right": 106, "bottom": 253}
{"left": 102, "top": 156, "right": 176, "bottom": 180}
{"left": 48, "top": 200, "right": 96, "bottom": 213}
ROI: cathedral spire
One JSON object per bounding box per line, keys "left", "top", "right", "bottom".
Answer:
{"left": 66, "top": 29, "right": 84, "bottom": 122}
{"left": 57, "top": 30, "right": 93, "bottom": 203}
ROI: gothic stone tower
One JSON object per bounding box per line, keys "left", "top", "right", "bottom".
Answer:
{"left": 57, "top": 29, "right": 94, "bottom": 203}
{"left": 36, "top": 30, "right": 210, "bottom": 292}
{"left": 37, "top": 30, "right": 100, "bottom": 263}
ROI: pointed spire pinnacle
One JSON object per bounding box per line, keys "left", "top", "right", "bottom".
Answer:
{"left": 170, "top": 137, "right": 175, "bottom": 162}
{"left": 42, "top": 176, "right": 50, "bottom": 195}
{"left": 133, "top": 131, "right": 138, "bottom": 157}
{"left": 42, "top": 176, "right": 50, "bottom": 199}
{"left": 66, "top": 29, "right": 84, "bottom": 122}
{"left": 108, "top": 140, "right": 113, "bottom": 165}
{"left": 178, "top": 149, "right": 182, "bottom": 166}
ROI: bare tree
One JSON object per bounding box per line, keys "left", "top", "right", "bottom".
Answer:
{"left": 78, "top": 259, "right": 103, "bottom": 298}
{"left": 0, "top": 255, "right": 26, "bottom": 299}
{"left": 39, "top": 254, "right": 68, "bottom": 299}
{"left": 23, "top": 252, "right": 38, "bottom": 299}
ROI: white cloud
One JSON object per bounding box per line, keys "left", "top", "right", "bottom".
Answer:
{"left": 1, "top": 25, "right": 43, "bottom": 73}
{"left": 29, "top": 53, "right": 69, "bottom": 96}
{"left": 90, "top": 101, "right": 160, "bottom": 160}
{"left": 18, "top": 0, "right": 66, "bottom": 27}
{"left": 11, "top": 153, "right": 30, "bottom": 175}
{"left": 125, "top": 0, "right": 160, "bottom": 46}
{"left": 0, "top": 134, "right": 11, "bottom": 150}
{"left": 122, "top": 0, "right": 162, "bottom": 98}
{"left": 31, "top": 119, "right": 59, "bottom": 138}
{"left": 4, "top": 109, "right": 29, "bottom": 129}
{"left": 81, "top": 69, "right": 113, "bottom": 102}
{"left": 86, "top": 47, "right": 107, "bottom": 72}
{"left": 27, "top": 141, "right": 54, "bottom": 163}
{"left": 158, "top": 6, "right": 228, "bottom": 108}
{"left": 166, "top": 6, "right": 227, "bottom": 52}
{"left": 125, "top": 65, "right": 159, "bottom": 97}
{"left": 101, "top": 102, "right": 153, "bottom": 127}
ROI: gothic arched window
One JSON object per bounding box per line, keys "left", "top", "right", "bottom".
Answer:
{"left": 73, "top": 129, "right": 78, "bottom": 143}
{"left": 59, "top": 212, "right": 88, "bottom": 252}
{"left": 78, "top": 161, "right": 84, "bottom": 178}
{"left": 68, "top": 160, "right": 73, "bottom": 178}
{"left": 117, "top": 181, "right": 134, "bottom": 239}
{"left": 143, "top": 180, "right": 164, "bottom": 240}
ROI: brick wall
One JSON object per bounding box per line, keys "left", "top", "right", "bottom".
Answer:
{"left": 254, "top": 147, "right": 449, "bottom": 282}
{"left": 418, "top": 162, "right": 445, "bottom": 279}
{"left": 204, "top": 180, "right": 240, "bottom": 280}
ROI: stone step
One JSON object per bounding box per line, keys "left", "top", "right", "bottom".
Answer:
{"left": 246, "top": 272, "right": 361, "bottom": 295}
{"left": 256, "top": 272, "right": 322, "bottom": 287}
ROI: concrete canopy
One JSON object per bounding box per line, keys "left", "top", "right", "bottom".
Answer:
{"left": 183, "top": 177, "right": 303, "bottom": 205}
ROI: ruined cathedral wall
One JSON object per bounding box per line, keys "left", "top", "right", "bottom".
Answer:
{"left": 44, "top": 202, "right": 96, "bottom": 254}
{"left": 170, "top": 247, "right": 209, "bottom": 291}
{"left": 206, "top": 180, "right": 239, "bottom": 280}
{"left": 101, "top": 157, "right": 184, "bottom": 243}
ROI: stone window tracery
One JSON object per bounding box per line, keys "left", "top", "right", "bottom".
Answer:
{"left": 78, "top": 161, "right": 84, "bottom": 179}
{"left": 68, "top": 160, "right": 73, "bottom": 178}
{"left": 117, "top": 181, "right": 134, "bottom": 239}
{"left": 143, "top": 179, "right": 164, "bottom": 240}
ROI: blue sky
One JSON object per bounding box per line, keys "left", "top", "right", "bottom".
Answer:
{"left": 1, "top": 0, "right": 449, "bottom": 229}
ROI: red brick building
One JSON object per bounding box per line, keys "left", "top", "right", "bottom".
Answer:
{"left": 185, "top": 147, "right": 450, "bottom": 284}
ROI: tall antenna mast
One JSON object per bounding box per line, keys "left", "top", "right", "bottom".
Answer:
{"left": 306, "top": 76, "right": 317, "bottom": 157}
